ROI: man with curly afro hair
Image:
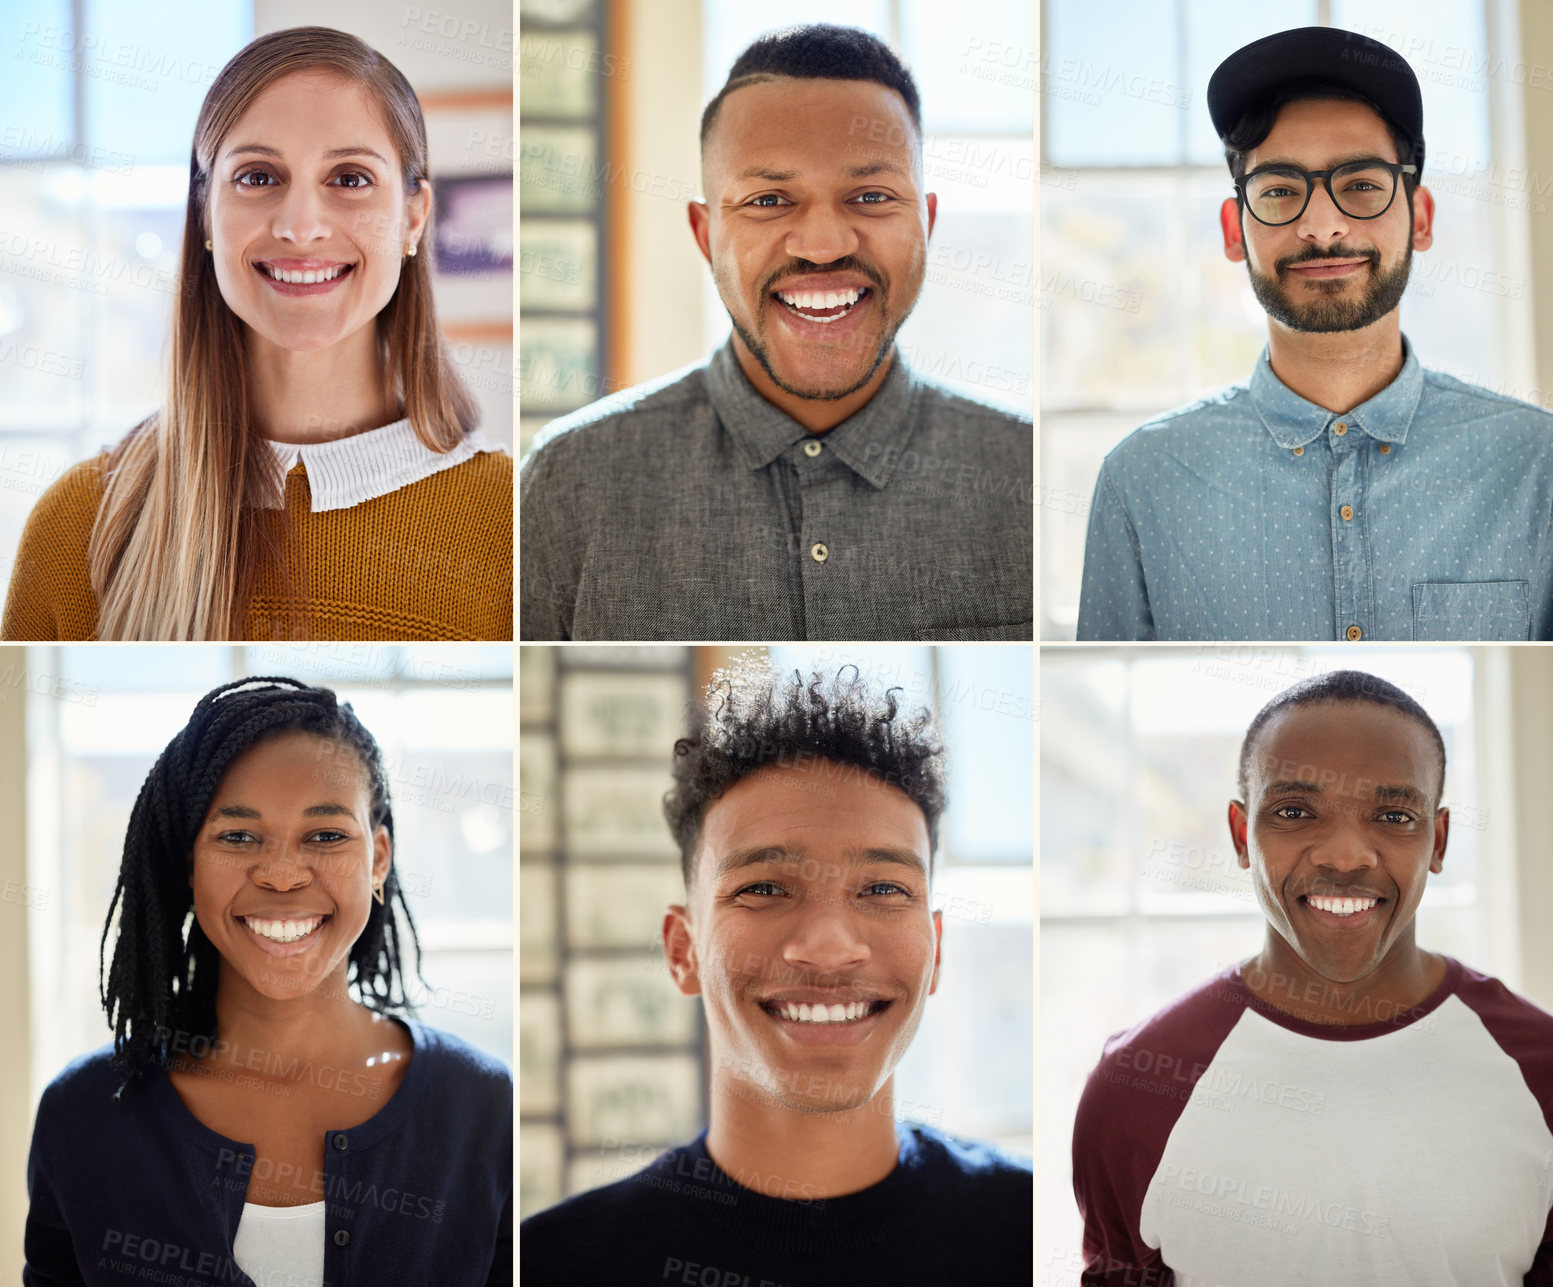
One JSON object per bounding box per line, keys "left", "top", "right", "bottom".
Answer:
{"left": 521, "top": 658, "right": 1032, "bottom": 1285}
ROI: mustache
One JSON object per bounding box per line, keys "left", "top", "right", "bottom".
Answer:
{"left": 759, "top": 256, "right": 885, "bottom": 296}
{"left": 1277, "top": 244, "right": 1380, "bottom": 270}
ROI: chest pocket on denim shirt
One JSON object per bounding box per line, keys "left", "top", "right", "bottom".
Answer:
{"left": 1411, "top": 580, "right": 1530, "bottom": 641}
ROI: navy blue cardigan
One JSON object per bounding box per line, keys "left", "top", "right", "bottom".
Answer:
{"left": 24, "top": 1015, "right": 512, "bottom": 1286}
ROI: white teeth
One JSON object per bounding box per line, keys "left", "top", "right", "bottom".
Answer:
{"left": 773, "top": 1000, "right": 876, "bottom": 1023}
{"left": 775, "top": 286, "right": 864, "bottom": 321}
{"left": 244, "top": 915, "right": 324, "bottom": 943}
{"left": 1307, "top": 895, "right": 1378, "bottom": 917}
{"left": 263, "top": 264, "right": 347, "bottom": 285}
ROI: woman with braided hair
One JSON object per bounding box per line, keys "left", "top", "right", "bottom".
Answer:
{"left": 23, "top": 677, "right": 512, "bottom": 1287}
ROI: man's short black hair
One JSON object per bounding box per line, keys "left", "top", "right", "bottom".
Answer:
{"left": 1222, "top": 78, "right": 1419, "bottom": 201}
{"left": 663, "top": 658, "right": 946, "bottom": 887}
{"left": 699, "top": 23, "right": 922, "bottom": 149}
{"left": 1236, "top": 669, "right": 1446, "bottom": 803}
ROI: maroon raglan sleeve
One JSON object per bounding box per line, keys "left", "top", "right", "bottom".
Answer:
{"left": 1071, "top": 968, "right": 1251, "bottom": 1286}
{"left": 1451, "top": 962, "right": 1553, "bottom": 1286}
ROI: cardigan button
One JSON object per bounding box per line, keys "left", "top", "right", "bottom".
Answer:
{"left": 333, "top": 1133, "right": 349, "bottom": 1150}
{"left": 334, "top": 1229, "right": 350, "bottom": 1247}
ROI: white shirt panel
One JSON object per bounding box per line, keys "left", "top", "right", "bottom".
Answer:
{"left": 1140, "top": 995, "right": 1553, "bottom": 1286}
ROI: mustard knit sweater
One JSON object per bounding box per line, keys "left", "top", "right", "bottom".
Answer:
{"left": 0, "top": 450, "right": 512, "bottom": 641}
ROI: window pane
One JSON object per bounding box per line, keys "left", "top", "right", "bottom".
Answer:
{"left": 59, "top": 644, "right": 233, "bottom": 694}
{"left": 902, "top": 177, "right": 1034, "bottom": 416}
{"left": 1045, "top": 0, "right": 1183, "bottom": 166}
{"left": 937, "top": 646, "right": 1033, "bottom": 863}
{"left": 80, "top": 0, "right": 250, "bottom": 166}
{"left": 901, "top": 0, "right": 1034, "bottom": 134}
{"left": 407, "top": 949, "right": 513, "bottom": 1067}
{"left": 90, "top": 166, "right": 190, "bottom": 429}
{"left": 1041, "top": 172, "right": 1185, "bottom": 410}
{"left": 896, "top": 914, "right": 1032, "bottom": 1150}
{"left": 243, "top": 643, "right": 513, "bottom": 686}
{"left": 0, "top": 169, "right": 91, "bottom": 431}
{"left": 3, "top": 3, "right": 76, "bottom": 157}
{"left": 1332, "top": 0, "right": 1492, "bottom": 167}
{"left": 1183, "top": 2, "right": 1320, "bottom": 165}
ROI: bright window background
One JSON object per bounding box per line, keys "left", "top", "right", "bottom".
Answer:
{"left": 771, "top": 644, "right": 1033, "bottom": 1154}
{"left": 26, "top": 644, "right": 513, "bottom": 1107}
{"left": 1039, "top": 646, "right": 1487, "bottom": 1270}
{"left": 1039, "top": 0, "right": 1529, "bottom": 636}
{"left": 0, "top": 0, "right": 515, "bottom": 607}
{"left": 703, "top": 1, "right": 1035, "bottom": 416}
{"left": 0, "top": 1, "right": 252, "bottom": 600}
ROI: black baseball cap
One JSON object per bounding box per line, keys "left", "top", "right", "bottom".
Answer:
{"left": 1207, "top": 27, "right": 1425, "bottom": 175}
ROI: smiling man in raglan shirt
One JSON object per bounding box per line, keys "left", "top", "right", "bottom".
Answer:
{"left": 1072, "top": 670, "right": 1553, "bottom": 1283}
{"left": 520, "top": 24, "right": 1032, "bottom": 642}
{"left": 1078, "top": 28, "right": 1553, "bottom": 642}
{"left": 520, "top": 661, "right": 1032, "bottom": 1285}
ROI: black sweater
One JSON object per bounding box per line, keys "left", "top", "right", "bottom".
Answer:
{"left": 520, "top": 1123, "right": 1032, "bottom": 1286}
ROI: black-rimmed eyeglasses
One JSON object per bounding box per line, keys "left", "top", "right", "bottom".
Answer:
{"left": 1235, "top": 159, "right": 1417, "bottom": 226}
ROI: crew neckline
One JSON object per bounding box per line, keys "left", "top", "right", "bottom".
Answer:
{"left": 151, "top": 1014, "right": 428, "bottom": 1157}
{"left": 1225, "top": 953, "right": 1462, "bottom": 1041}
{"left": 239, "top": 1199, "right": 327, "bottom": 1217}
{"left": 662, "top": 1122, "right": 940, "bottom": 1255}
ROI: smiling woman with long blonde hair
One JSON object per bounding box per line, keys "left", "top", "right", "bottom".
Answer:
{"left": 0, "top": 27, "right": 511, "bottom": 641}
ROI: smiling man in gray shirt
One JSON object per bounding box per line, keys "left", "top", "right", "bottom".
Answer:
{"left": 519, "top": 24, "right": 1032, "bottom": 641}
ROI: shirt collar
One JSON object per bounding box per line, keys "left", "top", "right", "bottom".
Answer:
{"left": 263, "top": 418, "right": 505, "bottom": 512}
{"left": 704, "top": 338, "right": 919, "bottom": 489}
{"left": 1248, "top": 336, "right": 1424, "bottom": 449}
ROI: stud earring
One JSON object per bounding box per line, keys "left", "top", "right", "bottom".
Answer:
{"left": 372, "top": 882, "right": 385, "bottom": 906}
{"left": 405, "top": 243, "right": 417, "bottom": 258}
{"left": 205, "top": 240, "right": 213, "bottom": 251}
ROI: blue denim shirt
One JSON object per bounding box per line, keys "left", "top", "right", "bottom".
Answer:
{"left": 1076, "top": 340, "right": 1553, "bottom": 641}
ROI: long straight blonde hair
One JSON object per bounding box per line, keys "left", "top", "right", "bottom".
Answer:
{"left": 88, "top": 27, "right": 478, "bottom": 640}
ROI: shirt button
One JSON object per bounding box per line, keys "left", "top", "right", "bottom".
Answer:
{"left": 1334, "top": 422, "right": 1348, "bottom": 436}
{"left": 334, "top": 1229, "right": 350, "bottom": 1247}
{"left": 332, "top": 1134, "right": 348, "bottom": 1151}
{"left": 802, "top": 440, "right": 822, "bottom": 457}
{"left": 810, "top": 542, "right": 829, "bottom": 563}
{"left": 1379, "top": 443, "right": 1391, "bottom": 454}
{"left": 1346, "top": 625, "right": 1363, "bottom": 641}
{"left": 1340, "top": 505, "right": 1354, "bottom": 521}
{"left": 1292, "top": 446, "right": 1304, "bottom": 457}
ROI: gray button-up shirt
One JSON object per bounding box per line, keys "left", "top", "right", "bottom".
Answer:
{"left": 1078, "top": 339, "right": 1553, "bottom": 641}
{"left": 520, "top": 341, "right": 1032, "bottom": 640}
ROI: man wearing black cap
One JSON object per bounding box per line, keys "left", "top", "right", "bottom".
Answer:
{"left": 1077, "top": 27, "right": 1553, "bottom": 643}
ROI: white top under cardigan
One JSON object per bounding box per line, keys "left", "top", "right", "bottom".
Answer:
{"left": 232, "top": 1199, "right": 326, "bottom": 1287}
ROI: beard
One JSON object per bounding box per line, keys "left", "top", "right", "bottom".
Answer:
{"left": 728, "top": 312, "right": 895, "bottom": 402}
{"left": 1247, "top": 240, "right": 1413, "bottom": 334}
{"left": 712, "top": 253, "right": 911, "bottom": 402}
